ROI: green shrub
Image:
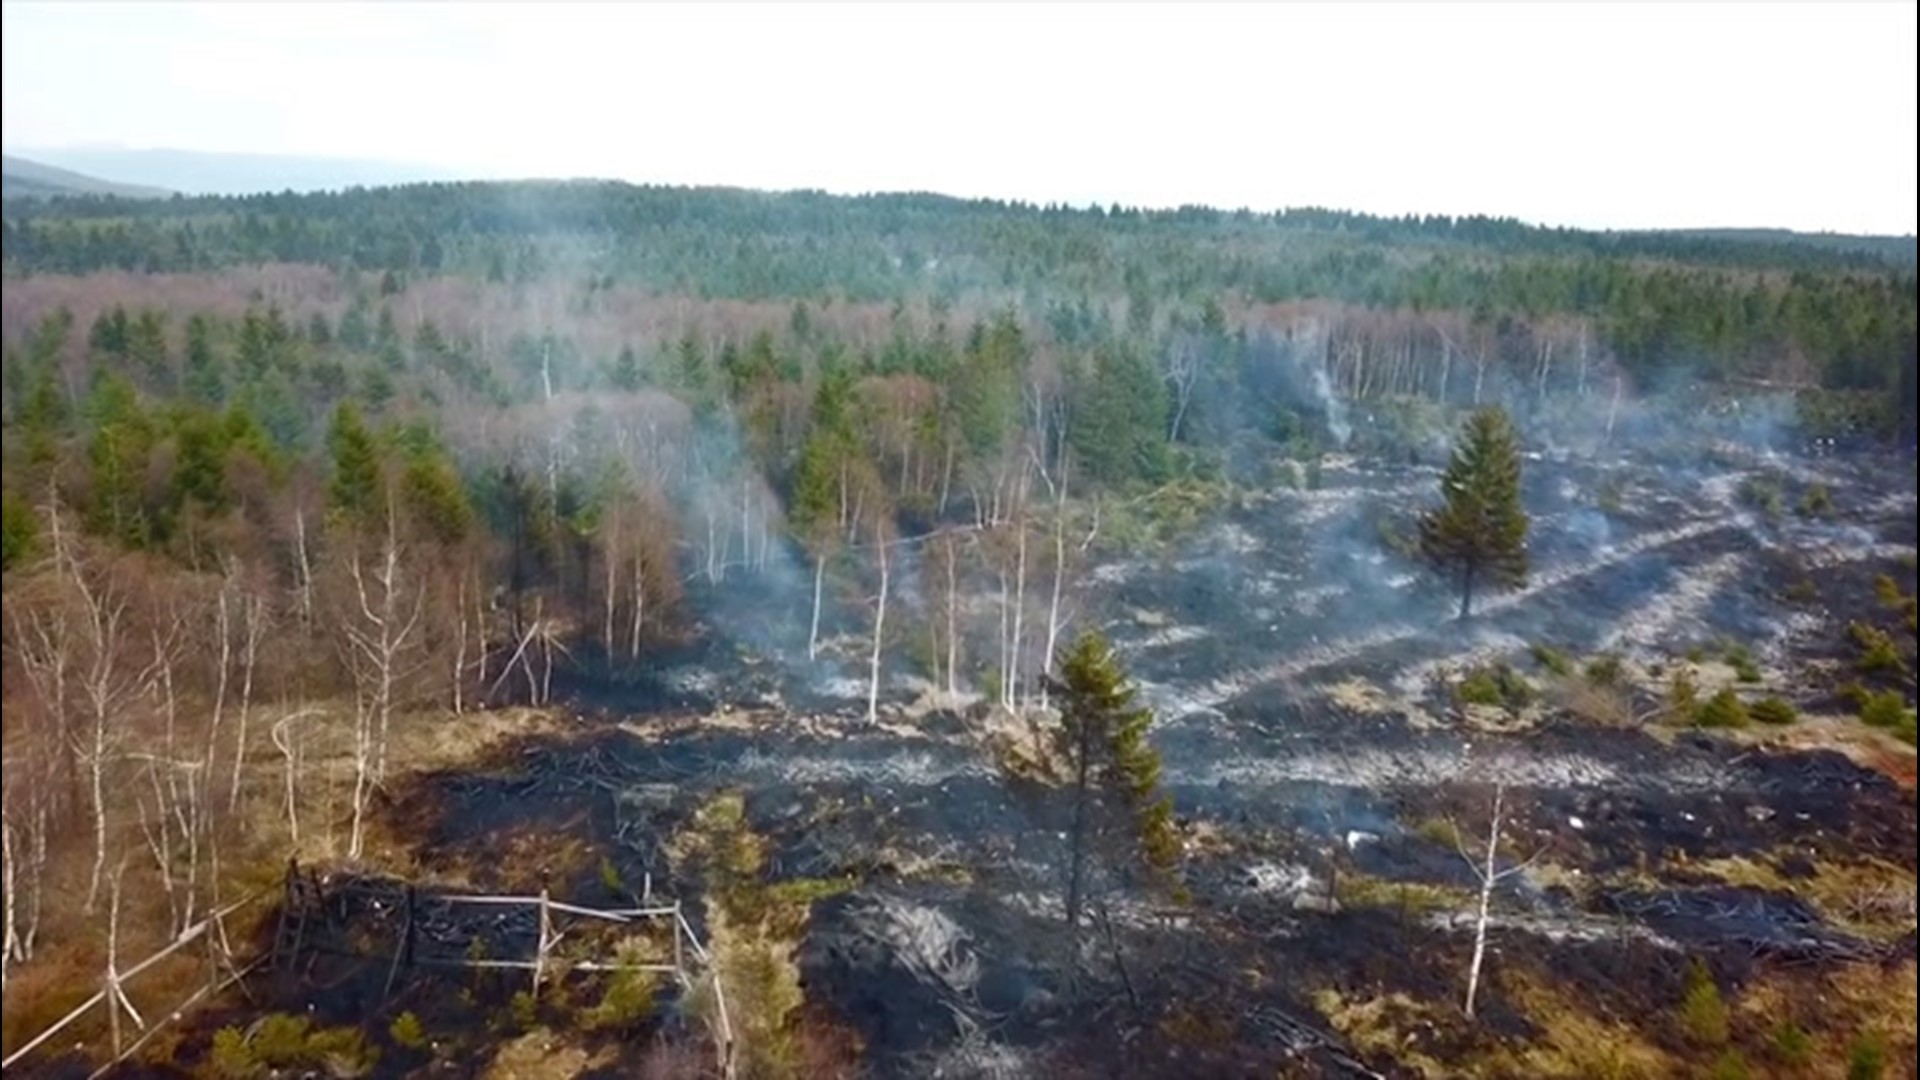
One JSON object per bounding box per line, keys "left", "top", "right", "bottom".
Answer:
{"left": 1797, "top": 483, "right": 1833, "bottom": 518}
{"left": 598, "top": 855, "right": 627, "bottom": 896}
{"left": 1585, "top": 653, "right": 1625, "bottom": 686}
{"left": 1530, "top": 643, "right": 1573, "bottom": 677}
{"left": 251, "top": 1013, "right": 314, "bottom": 1066}
{"left": 0, "top": 490, "right": 37, "bottom": 573}
{"left": 1414, "top": 817, "right": 1463, "bottom": 850}
{"left": 1679, "top": 958, "right": 1728, "bottom": 1048}
{"left": 1455, "top": 662, "right": 1534, "bottom": 712}
{"left": 1849, "top": 622, "right": 1907, "bottom": 675}
{"left": 1750, "top": 696, "right": 1798, "bottom": 726}
{"left": 509, "top": 989, "right": 538, "bottom": 1032}
{"left": 1709, "top": 1049, "right": 1751, "bottom": 1080}
{"left": 1857, "top": 688, "right": 1915, "bottom": 732}
{"left": 226, "top": 1014, "right": 377, "bottom": 1076}
{"left": 1375, "top": 515, "right": 1419, "bottom": 560}
{"left": 1686, "top": 644, "right": 1708, "bottom": 664}
{"left": 303, "top": 1028, "right": 377, "bottom": 1076}
{"left": 1872, "top": 574, "right": 1904, "bottom": 608}
{"left": 1722, "top": 641, "right": 1762, "bottom": 683}
{"left": 582, "top": 940, "right": 661, "bottom": 1033}
{"left": 1840, "top": 680, "right": 1871, "bottom": 709}
{"left": 1457, "top": 669, "right": 1505, "bottom": 707}
{"left": 980, "top": 667, "right": 1003, "bottom": 707}
{"left": 207, "top": 1027, "right": 260, "bottom": 1079}
{"left": 1769, "top": 1020, "right": 1812, "bottom": 1067}
{"left": 1785, "top": 578, "right": 1820, "bottom": 604}
{"left": 1847, "top": 1032, "right": 1886, "bottom": 1080}
{"left": 1695, "top": 688, "right": 1751, "bottom": 729}
{"left": 388, "top": 1011, "right": 427, "bottom": 1052}
{"left": 1739, "top": 475, "right": 1784, "bottom": 520}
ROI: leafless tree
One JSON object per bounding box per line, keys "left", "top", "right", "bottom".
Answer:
{"left": 1452, "top": 781, "right": 1540, "bottom": 1019}
{"left": 866, "top": 518, "right": 891, "bottom": 726}
{"left": 338, "top": 505, "right": 426, "bottom": 860}
{"left": 1163, "top": 338, "right": 1199, "bottom": 443}
{"left": 271, "top": 709, "right": 322, "bottom": 849}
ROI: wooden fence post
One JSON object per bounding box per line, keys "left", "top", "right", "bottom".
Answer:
{"left": 671, "top": 900, "right": 684, "bottom": 984}
{"left": 532, "top": 884, "right": 552, "bottom": 1000}
{"left": 403, "top": 884, "right": 417, "bottom": 968}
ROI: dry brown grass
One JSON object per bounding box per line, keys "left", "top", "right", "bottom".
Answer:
{"left": 1312, "top": 989, "right": 1460, "bottom": 1079}
{"left": 1736, "top": 713, "right": 1919, "bottom": 788}
{"left": 1, "top": 701, "right": 563, "bottom": 1064}
{"left": 1735, "top": 961, "right": 1918, "bottom": 1079}
{"left": 1695, "top": 854, "right": 1917, "bottom": 942}
{"left": 481, "top": 1027, "right": 616, "bottom": 1079}
{"left": 1552, "top": 677, "right": 1637, "bottom": 728}
{"left": 1493, "top": 970, "right": 1674, "bottom": 1080}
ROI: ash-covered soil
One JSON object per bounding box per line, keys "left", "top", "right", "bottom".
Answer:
{"left": 192, "top": 446, "right": 1920, "bottom": 1078}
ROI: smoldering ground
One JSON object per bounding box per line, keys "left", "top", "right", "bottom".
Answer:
{"left": 171, "top": 391, "right": 1916, "bottom": 1077}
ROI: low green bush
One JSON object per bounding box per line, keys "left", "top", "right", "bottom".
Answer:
{"left": 1679, "top": 959, "right": 1728, "bottom": 1048}
{"left": 1857, "top": 688, "right": 1915, "bottom": 734}
{"left": 1750, "top": 696, "right": 1798, "bottom": 725}
{"left": 1797, "top": 483, "right": 1832, "bottom": 518}
{"left": 1530, "top": 643, "right": 1574, "bottom": 677}
{"left": 388, "top": 1011, "right": 427, "bottom": 1052}
{"left": 1768, "top": 1020, "right": 1812, "bottom": 1067}
{"left": 1584, "top": 653, "right": 1625, "bottom": 686}
{"left": 1847, "top": 1032, "right": 1887, "bottom": 1080}
{"left": 1849, "top": 622, "right": 1907, "bottom": 675}
{"left": 1722, "top": 641, "right": 1762, "bottom": 683}
{"left": 1695, "top": 688, "right": 1751, "bottom": 729}
{"left": 1455, "top": 662, "right": 1534, "bottom": 712}
{"left": 1709, "top": 1049, "right": 1751, "bottom": 1080}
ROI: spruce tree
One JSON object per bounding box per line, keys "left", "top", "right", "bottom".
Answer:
{"left": 183, "top": 314, "right": 226, "bottom": 405}
{"left": 1419, "top": 406, "right": 1529, "bottom": 619}
{"left": 610, "top": 344, "right": 643, "bottom": 391}
{"left": 1046, "top": 630, "right": 1180, "bottom": 931}
{"left": 326, "top": 401, "right": 385, "bottom": 526}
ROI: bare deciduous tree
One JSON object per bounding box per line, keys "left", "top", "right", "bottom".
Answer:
{"left": 1452, "top": 781, "right": 1540, "bottom": 1019}
{"left": 337, "top": 506, "right": 426, "bottom": 861}
{"left": 865, "top": 518, "right": 891, "bottom": 726}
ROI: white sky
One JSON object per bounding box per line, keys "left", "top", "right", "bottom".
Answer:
{"left": 3, "top": 1, "right": 1915, "bottom": 234}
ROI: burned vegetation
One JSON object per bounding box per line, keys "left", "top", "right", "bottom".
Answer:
{"left": 1, "top": 183, "right": 1916, "bottom": 1078}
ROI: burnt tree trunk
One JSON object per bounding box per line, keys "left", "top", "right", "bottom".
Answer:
{"left": 1065, "top": 718, "right": 1095, "bottom": 933}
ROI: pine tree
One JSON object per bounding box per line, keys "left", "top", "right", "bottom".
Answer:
{"left": 610, "top": 344, "right": 643, "bottom": 392}
{"left": 326, "top": 401, "right": 386, "bottom": 526}
{"left": 1046, "top": 630, "right": 1180, "bottom": 931}
{"left": 400, "top": 445, "right": 473, "bottom": 546}
{"left": 1419, "top": 406, "right": 1529, "bottom": 619}
{"left": 184, "top": 314, "right": 225, "bottom": 405}
{"left": 128, "top": 309, "right": 171, "bottom": 389}
{"left": 1, "top": 489, "right": 38, "bottom": 572}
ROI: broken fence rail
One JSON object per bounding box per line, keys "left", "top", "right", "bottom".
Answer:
{"left": 5, "top": 861, "right": 738, "bottom": 1080}
{"left": 2, "top": 892, "right": 261, "bottom": 1073}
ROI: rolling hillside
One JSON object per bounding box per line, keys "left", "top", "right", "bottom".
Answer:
{"left": 1, "top": 154, "right": 173, "bottom": 200}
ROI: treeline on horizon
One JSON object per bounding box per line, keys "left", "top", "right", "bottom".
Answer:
{"left": 2, "top": 178, "right": 1916, "bottom": 578}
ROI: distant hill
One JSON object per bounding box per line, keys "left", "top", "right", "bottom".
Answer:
{"left": 1, "top": 154, "right": 173, "bottom": 200}
{"left": 1637, "top": 227, "right": 1917, "bottom": 265}
{"left": 11, "top": 147, "right": 467, "bottom": 196}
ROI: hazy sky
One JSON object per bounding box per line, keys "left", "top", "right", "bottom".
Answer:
{"left": 4, "top": 1, "right": 1915, "bottom": 234}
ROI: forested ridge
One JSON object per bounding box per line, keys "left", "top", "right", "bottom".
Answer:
{"left": 0, "top": 179, "right": 1914, "bottom": 1056}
